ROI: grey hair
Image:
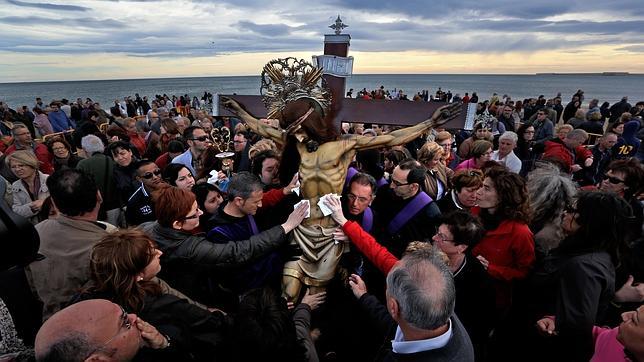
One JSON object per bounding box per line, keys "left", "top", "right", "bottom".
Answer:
{"left": 527, "top": 162, "right": 577, "bottom": 234}
{"left": 36, "top": 332, "right": 95, "bottom": 362}
{"left": 567, "top": 129, "right": 588, "bottom": 141}
{"left": 499, "top": 131, "right": 518, "bottom": 143}
{"left": 226, "top": 171, "right": 263, "bottom": 201}
{"left": 386, "top": 248, "right": 455, "bottom": 330}
{"left": 10, "top": 122, "right": 29, "bottom": 137}
{"left": 81, "top": 135, "right": 105, "bottom": 155}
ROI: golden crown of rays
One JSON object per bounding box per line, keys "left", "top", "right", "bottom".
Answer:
{"left": 260, "top": 57, "right": 331, "bottom": 120}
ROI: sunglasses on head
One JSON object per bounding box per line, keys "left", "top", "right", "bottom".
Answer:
{"left": 141, "top": 169, "right": 162, "bottom": 179}
{"left": 602, "top": 174, "right": 625, "bottom": 184}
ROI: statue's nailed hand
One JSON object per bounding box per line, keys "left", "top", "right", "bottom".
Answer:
{"left": 431, "top": 102, "right": 463, "bottom": 128}
{"left": 220, "top": 96, "right": 241, "bottom": 113}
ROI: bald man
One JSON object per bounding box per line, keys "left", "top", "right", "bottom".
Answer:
{"left": 35, "top": 299, "right": 168, "bottom": 362}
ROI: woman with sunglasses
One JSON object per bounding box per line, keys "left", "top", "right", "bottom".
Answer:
{"left": 530, "top": 192, "right": 633, "bottom": 361}
{"left": 139, "top": 186, "right": 307, "bottom": 305}
{"left": 80, "top": 229, "right": 232, "bottom": 360}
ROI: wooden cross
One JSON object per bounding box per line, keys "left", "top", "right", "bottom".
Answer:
{"left": 216, "top": 24, "right": 468, "bottom": 130}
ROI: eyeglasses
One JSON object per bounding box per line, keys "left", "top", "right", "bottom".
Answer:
{"left": 86, "top": 305, "right": 131, "bottom": 358}
{"left": 434, "top": 232, "right": 454, "bottom": 242}
{"left": 603, "top": 174, "right": 625, "bottom": 184}
{"left": 391, "top": 179, "right": 410, "bottom": 187}
{"left": 181, "top": 210, "right": 201, "bottom": 220}
{"left": 141, "top": 169, "right": 162, "bottom": 179}
{"left": 191, "top": 136, "right": 209, "bottom": 142}
{"left": 346, "top": 193, "right": 371, "bottom": 204}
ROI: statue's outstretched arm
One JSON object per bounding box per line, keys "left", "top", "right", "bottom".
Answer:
{"left": 221, "top": 96, "right": 286, "bottom": 145}
{"left": 354, "top": 103, "right": 462, "bottom": 150}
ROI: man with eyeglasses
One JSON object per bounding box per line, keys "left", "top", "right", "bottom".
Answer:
{"left": 5, "top": 122, "right": 54, "bottom": 174}
{"left": 343, "top": 173, "right": 377, "bottom": 233}
{"left": 35, "top": 299, "right": 168, "bottom": 361}
{"left": 172, "top": 126, "right": 210, "bottom": 176}
{"left": 373, "top": 159, "right": 441, "bottom": 258}
{"left": 126, "top": 160, "right": 166, "bottom": 226}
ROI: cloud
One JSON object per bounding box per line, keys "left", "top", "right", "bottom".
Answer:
{"left": 616, "top": 44, "right": 644, "bottom": 53}
{"left": 235, "top": 21, "right": 293, "bottom": 37}
{"left": 0, "top": 16, "right": 124, "bottom": 28}
{"left": 6, "top": 0, "right": 89, "bottom": 11}
{"left": 2, "top": 0, "right": 644, "bottom": 81}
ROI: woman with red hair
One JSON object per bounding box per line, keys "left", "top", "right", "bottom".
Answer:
{"left": 139, "top": 186, "right": 306, "bottom": 304}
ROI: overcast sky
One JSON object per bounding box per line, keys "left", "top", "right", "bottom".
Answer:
{"left": 2, "top": 0, "right": 644, "bottom": 81}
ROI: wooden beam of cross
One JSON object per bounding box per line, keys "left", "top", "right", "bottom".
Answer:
{"left": 216, "top": 95, "right": 468, "bottom": 129}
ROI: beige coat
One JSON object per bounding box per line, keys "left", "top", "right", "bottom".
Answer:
{"left": 27, "top": 215, "right": 117, "bottom": 320}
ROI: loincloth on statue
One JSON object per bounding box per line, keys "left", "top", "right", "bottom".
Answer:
{"left": 283, "top": 224, "right": 347, "bottom": 287}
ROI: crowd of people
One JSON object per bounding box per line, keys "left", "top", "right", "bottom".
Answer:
{"left": 0, "top": 87, "right": 643, "bottom": 362}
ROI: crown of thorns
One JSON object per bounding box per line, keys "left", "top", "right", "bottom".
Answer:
{"left": 260, "top": 57, "right": 331, "bottom": 120}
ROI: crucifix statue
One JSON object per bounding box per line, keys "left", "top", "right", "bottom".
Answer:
{"left": 221, "top": 57, "right": 461, "bottom": 302}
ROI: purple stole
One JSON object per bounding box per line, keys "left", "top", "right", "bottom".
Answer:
{"left": 387, "top": 192, "right": 432, "bottom": 235}
{"left": 361, "top": 207, "right": 373, "bottom": 232}
{"left": 248, "top": 215, "right": 259, "bottom": 235}
{"left": 209, "top": 215, "right": 259, "bottom": 241}
{"left": 376, "top": 177, "right": 388, "bottom": 188}
{"left": 345, "top": 166, "right": 359, "bottom": 188}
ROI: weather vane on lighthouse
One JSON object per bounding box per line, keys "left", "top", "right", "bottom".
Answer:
{"left": 329, "top": 15, "right": 348, "bottom": 35}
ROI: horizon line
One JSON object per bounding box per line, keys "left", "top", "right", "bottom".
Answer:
{"left": 2, "top": 72, "right": 642, "bottom": 85}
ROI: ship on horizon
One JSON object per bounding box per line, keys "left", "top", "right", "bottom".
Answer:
{"left": 535, "top": 72, "right": 631, "bottom": 76}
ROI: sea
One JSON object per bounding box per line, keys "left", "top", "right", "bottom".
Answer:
{"left": 1, "top": 74, "right": 643, "bottom": 110}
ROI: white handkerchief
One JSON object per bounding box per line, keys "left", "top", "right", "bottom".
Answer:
{"left": 292, "top": 173, "right": 301, "bottom": 195}
{"left": 318, "top": 193, "right": 340, "bottom": 216}
{"left": 294, "top": 199, "right": 310, "bottom": 218}
{"left": 207, "top": 170, "right": 220, "bottom": 185}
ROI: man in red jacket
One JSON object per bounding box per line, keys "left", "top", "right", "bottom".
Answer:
{"left": 5, "top": 123, "right": 53, "bottom": 174}
{"left": 542, "top": 128, "right": 593, "bottom": 174}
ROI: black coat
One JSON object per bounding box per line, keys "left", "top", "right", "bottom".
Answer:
{"left": 78, "top": 289, "right": 233, "bottom": 361}
{"left": 139, "top": 221, "right": 286, "bottom": 305}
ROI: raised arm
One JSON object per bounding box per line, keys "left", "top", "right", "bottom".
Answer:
{"left": 221, "top": 96, "right": 286, "bottom": 145}
{"left": 354, "top": 102, "right": 462, "bottom": 150}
